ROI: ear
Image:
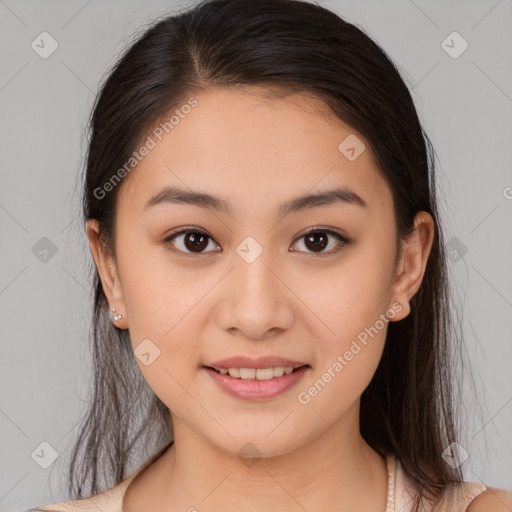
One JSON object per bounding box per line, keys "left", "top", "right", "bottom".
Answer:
{"left": 85, "top": 219, "right": 128, "bottom": 329}
{"left": 389, "top": 211, "right": 435, "bottom": 321}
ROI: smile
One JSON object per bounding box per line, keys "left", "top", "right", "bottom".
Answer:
{"left": 203, "top": 364, "right": 311, "bottom": 400}
{"left": 209, "top": 366, "right": 297, "bottom": 380}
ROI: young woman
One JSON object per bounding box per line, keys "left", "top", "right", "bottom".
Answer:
{"left": 26, "top": 0, "right": 511, "bottom": 511}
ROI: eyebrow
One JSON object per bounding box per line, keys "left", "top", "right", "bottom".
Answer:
{"left": 144, "top": 185, "right": 367, "bottom": 219}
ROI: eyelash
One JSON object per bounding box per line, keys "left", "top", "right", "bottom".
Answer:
{"left": 163, "top": 226, "right": 351, "bottom": 258}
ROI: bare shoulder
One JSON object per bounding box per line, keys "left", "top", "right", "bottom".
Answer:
{"left": 466, "top": 487, "right": 512, "bottom": 511}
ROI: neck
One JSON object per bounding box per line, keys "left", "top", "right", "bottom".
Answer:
{"left": 125, "top": 406, "right": 389, "bottom": 512}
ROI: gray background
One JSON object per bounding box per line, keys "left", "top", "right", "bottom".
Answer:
{"left": 0, "top": 0, "right": 511, "bottom": 510}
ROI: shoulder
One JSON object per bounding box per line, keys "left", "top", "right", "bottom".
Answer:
{"left": 395, "top": 456, "right": 511, "bottom": 512}
{"left": 24, "top": 459, "right": 143, "bottom": 512}
{"left": 23, "top": 502, "right": 85, "bottom": 512}
{"left": 24, "top": 486, "right": 125, "bottom": 512}
{"left": 23, "top": 502, "right": 78, "bottom": 511}
{"left": 431, "top": 481, "right": 511, "bottom": 512}
{"left": 466, "top": 486, "right": 512, "bottom": 511}
{"left": 27, "top": 443, "right": 173, "bottom": 512}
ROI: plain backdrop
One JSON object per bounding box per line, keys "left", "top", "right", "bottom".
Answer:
{"left": 0, "top": 0, "right": 511, "bottom": 510}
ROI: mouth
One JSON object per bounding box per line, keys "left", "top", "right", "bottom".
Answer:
{"left": 204, "top": 364, "right": 310, "bottom": 380}
{"left": 202, "top": 364, "right": 311, "bottom": 400}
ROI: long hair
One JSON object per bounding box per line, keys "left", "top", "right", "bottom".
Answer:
{"left": 67, "top": 1, "right": 473, "bottom": 510}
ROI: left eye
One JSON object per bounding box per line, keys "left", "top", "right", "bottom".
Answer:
{"left": 163, "top": 228, "right": 349, "bottom": 256}
{"left": 291, "top": 229, "right": 349, "bottom": 256}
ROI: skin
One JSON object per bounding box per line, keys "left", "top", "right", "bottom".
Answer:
{"left": 86, "top": 86, "right": 435, "bottom": 512}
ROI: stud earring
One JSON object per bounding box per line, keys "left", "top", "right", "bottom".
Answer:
{"left": 109, "top": 307, "right": 123, "bottom": 322}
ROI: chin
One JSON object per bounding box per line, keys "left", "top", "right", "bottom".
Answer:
{"left": 207, "top": 430, "right": 306, "bottom": 462}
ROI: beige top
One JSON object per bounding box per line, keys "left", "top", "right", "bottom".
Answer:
{"left": 25, "top": 449, "right": 489, "bottom": 512}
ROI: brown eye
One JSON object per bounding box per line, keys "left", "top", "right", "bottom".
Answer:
{"left": 164, "top": 229, "right": 220, "bottom": 254}
{"left": 182, "top": 232, "right": 209, "bottom": 252}
{"left": 164, "top": 227, "right": 349, "bottom": 257}
{"left": 291, "top": 229, "right": 349, "bottom": 256}
{"left": 304, "top": 232, "right": 328, "bottom": 252}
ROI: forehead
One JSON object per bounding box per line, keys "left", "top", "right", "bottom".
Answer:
{"left": 118, "top": 86, "right": 392, "bottom": 218}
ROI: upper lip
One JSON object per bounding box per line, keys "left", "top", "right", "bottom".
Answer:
{"left": 205, "top": 356, "right": 308, "bottom": 370}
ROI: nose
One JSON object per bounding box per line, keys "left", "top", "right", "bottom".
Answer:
{"left": 215, "top": 247, "right": 294, "bottom": 341}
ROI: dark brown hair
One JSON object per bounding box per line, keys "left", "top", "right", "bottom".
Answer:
{"left": 64, "top": 1, "right": 476, "bottom": 510}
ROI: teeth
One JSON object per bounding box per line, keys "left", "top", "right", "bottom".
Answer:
{"left": 217, "top": 366, "right": 298, "bottom": 380}
{"left": 239, "top": 368, "right": 256, "bottom": 379}
{"left": 228, "top": 368, "right": 240, "bottom": 378}
{"left": 273, "top": 367, "right": 284, "bottom": 377}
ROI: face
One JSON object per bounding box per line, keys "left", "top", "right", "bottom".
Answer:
{"left": 87, "top": 86, "right": 433, "bottom": 458}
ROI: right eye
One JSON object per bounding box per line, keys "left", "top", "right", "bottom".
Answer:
{"left": 163, "top": 227, "right": 221, "bottom": 255}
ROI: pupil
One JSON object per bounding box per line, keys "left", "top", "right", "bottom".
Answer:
{"left": 305, "top": 232, "right": 327, "bottom": 252}
{"left": 185, "top": 232, "right": 208, "bottom": 252}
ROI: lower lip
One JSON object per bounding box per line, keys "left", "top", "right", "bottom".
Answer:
{"left": 204, "top": 366, "right": 310, "bottom": 400}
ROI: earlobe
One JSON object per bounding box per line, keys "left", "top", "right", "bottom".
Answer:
{"left": 389, "top": 211, "right": 435, "bottom": 322}
{"left": 85, "top": 219, "right": 127, "bottom": 328}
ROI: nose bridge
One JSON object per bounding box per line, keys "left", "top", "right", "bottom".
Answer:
{"left": 235, "top": 235, "right": 280, "bottom": 308}
{"left": 218, "top": 235, "right": 293, "bottom": 338}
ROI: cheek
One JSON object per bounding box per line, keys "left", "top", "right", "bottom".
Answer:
{"left": 296, "top": 269, "right": 391, "bottom": 416}
{"left": 117, "top": 234, "right": 206, "bottom": 337}
{"left": 115, "top": 240, "right": 207, "bottom": 410}
{"left": 293, "top": 240, "right": 394, "bottom": 407}
{"left": 297, "top": 247, "right": 394, "bottom": 352}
